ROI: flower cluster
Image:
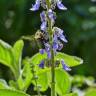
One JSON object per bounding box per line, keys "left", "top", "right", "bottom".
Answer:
{"left": 30, "top": 0, "right": 67, "bottom": 11}
{"left": 30, "top": 0, "right": 71, "bottom": 71}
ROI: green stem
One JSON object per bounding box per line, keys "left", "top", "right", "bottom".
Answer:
{"left": 46, "top": 0, "right": 55, "bottom": 96}
{"left": 31, "top": 64, "right": 41, "bottom": 96}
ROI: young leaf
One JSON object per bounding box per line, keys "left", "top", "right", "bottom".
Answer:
{"left": 31, "top": 53, "right": 47, "bottom": 65}
{"left": 13, "top": 40, "right": 24, "bottom": 75}
{"left": 36, "top": 72, "right": 49, "bottom": 91}
{"left": 55, "top": 69, "right": 71, "bottom": 95}
{"left": 55, "top": 52, "right": 83, "bottom": 67}
{"left": 30, "top": 52, "right": 83, "bottom": 67}
{"left": 18, "top": 58, "right": 33, "bottom": 91}
{"left": 0, "top": 39, "right": 16, "bottom": 77}
{"left": 0, "top": 39, "right": 24, "bottom": 79}
{"left": 0, "top": 79, "right": 9, "bottom": 89}
{"left": 84, "top": 88, "right": 96, "bottom": 96}
{"left": 0, "top": 89, "right": 30, "bottom": 96}
{"left": 63, "top": 93, "right": 78, "bottom": 96}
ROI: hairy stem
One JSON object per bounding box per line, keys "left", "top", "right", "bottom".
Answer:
{"left": 46, "top": 0, "right": 55, "bottom": 96}
{"left": 31, "top": 64, "right": 41, "bottom": 96}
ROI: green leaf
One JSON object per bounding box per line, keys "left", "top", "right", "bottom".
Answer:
{"left": 36, "top": 72, "right": 49, "bottom": 91}
{"left": 55, "top": 52, "right": 83, "bottom": 67}
{"left": 0, "top": 39, "right": 24, "bottom": 79}
{"left": 13, "top": 40, "right": 24, "bottom": 75}
{"left": 40, "top": 69, "right": 71, "bottom": 95}
{"left": 9, "top": 80, "right": 18, "bottom": 89}
{"left": 55, "top": 69, "right": 71, "bottom": 95}
{"left": 0, "top": 89, "right": 29, "bottom": 96}
{"left": 0, "top": 39, "right": 16, "bottom": 77}
{"left": 31, "top": 53, "right": 47, "bottom": 65}
{"left": 84, "top": 88, "right": 96, "bottom": 96}
{"left": 18, "top": 58, "right": 33, "bottom": 91}
{"left": 31, "top": 52, "right": 83, "bottom": 67}
{"left": 63, "top": 93, "right": 78, "bottom": 96}
{"left": 0, "top": 79, "right": 9, "bottom": 89}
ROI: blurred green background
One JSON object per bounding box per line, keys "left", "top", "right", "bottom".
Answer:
{"left": 0, "top": 0, "right": 96, "bottom": 80}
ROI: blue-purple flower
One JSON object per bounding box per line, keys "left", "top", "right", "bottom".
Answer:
{"left": 30, "top": 0, "right": 40, "bottom": 11}
{"left": 57, "top": 0, "right": 67, "bottom": 10}
{"left": 40, "top": 11, "right": 46, "bottom": 22}
{"left": 40, "top": 21, "right": 47, "bottom": 31}
{"left": 44, "top": 43, "right": 51, "bottom": 59}
{"left": 53, "top": 27, "right": 68, "bottom": 43}
{"left": 61, "top": 60, "right": 71, "bottom": 71}
{"left": 31, "top": 0, "right": 70, "bottom": 72}
{"left": 40, "top": 11, "right": 47, "bottom": 31}
{"left": 39, "top": 49, "right": 45, "bottom": 54}
{"left": 30, "top": 0, "right": 67, "bottom": 11}
{"left": 58, "top": 42, "right": 63, "bottom": 51}
{"left": 39, "top": 60, "right": 45, "bottom": 68}
{"left": 48, "top": 9, "right": 56, "bottom": 21}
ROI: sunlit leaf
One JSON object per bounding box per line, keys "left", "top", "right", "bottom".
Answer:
{"left": 55, "top": 52, "right": 83, "bottom": 67}
{"left": 37, "top": 68, "right": 71, "bottom": 95}
{"left": 0, "top": 39, "right": 16, "bottom": 77}
{"left": 85, "top": 88, "right": 96, "bottom": 96}
{"left": 0, "top": 89, "right": 29, "bottom": 96}
{"left": 63, "top": 93, "right": 78, "bottom": 96}
{"left": 20, "top": 58, "right": 33, "bottom": 91}
{"left": 55, "top": 69, "right": 71, "bottom": 95}
{"left": 31, "top": 53, "right": 47, "bottom": 65}
{"left": 13, "top": 40, "right": 24, "bottom": 75}
{"left": 0, "top": 79, "right": 9, "bottom": 89}
{"left": 31, "top": 52, "right": 83, "bottom": 67}
{"left": 32, "top": 71, "right": 49, "bottom": 92}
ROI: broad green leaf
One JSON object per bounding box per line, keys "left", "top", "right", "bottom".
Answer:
{"left": 63, "top": 93, "right": 78, "bottom": 96}
{"left": 84, "top": 88, "right": 96, "bottom": 96}
{"left": 55, "top": 52, "right": 83, "bottom": 67}
{"left": 43, "top": 69, "right": 71, "bottom": 95}
{"left": 55, "top": 69, "right": 71, "bottom": 95}
{"left": 17, "top": 76, "right": 24, "bottom": 90}
{"left": 37, "top": 72, "right": 48, "bottom": 91}
{"left": 0, "top": 39, "right": 24, "bottom": 79}
{"left": 13, "top": 40, "right": 24, "bottom": 75}
{"left": 31, "top": 53, "right": 47, "bottom": 65}
{"left": 32, "top": 71, "right": 49, "bottom": 92}
{"left": 0, "top": 79, "right": 9, "bottom": 89}
{"left": 17, "top": 58, "right": 33, "bottom": 91}
{"left": 0, "top": 89, "right": 29, "bottom": 96}
{"left": 9, "top": 80, "right": 18, "bottom": 89}
{"left": 0, "top": 39, "right": 16, "bottom": 77}
{"left": 31, "top": 52, "right": 83, "bottom": 67}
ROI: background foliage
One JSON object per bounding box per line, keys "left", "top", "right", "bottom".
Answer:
{"left": 0, "top": 0, "right": 96, "bottom": 95}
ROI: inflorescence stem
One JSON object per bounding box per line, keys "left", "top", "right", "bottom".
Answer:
{"left": 46, "top": 0, "right": 55, "bottom": 96}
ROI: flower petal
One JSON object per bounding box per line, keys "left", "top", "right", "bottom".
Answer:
{"left": 58, "top": 42, "right": 63, "bottom": 50}
{"left": 44, "top": 43, "right": 50, "bottom": 52}
{"left": 40, "top": 21, "right": 47, "bottom": 31}
{"left": 59, "top": 34, "right": 68, "bottom": 43}
{"left": 61, "top": 60, "right": 71, "bottom": 71}
{"left": 40, "top": 11, "right": 46, "bottom": 22}
{"left": 30, "top": 0, "right": 40, "bottom": 11}
{"left": 47, "top": 51, "right": 51, "bottom": 59}
{"left": 39, "top": 60, "right": 45, "bottom": 68}
{"left": 48, "top": 9, "right": 54, "bottom": 19}
{"left": 57, "top": 1, "right": 67, "bottom": 10}
{"left": 53, "top": 42, "right": 58, "bottom": 50}
{"left": 39, "top": 49, "right": 45, "bottom": 54}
